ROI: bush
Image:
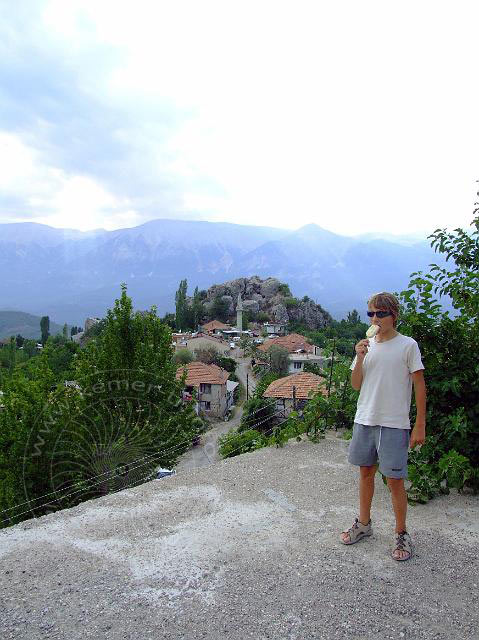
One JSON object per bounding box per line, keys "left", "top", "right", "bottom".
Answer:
{"left": 256, "top": 312, "right": 270, "bottom": 323}
{"left": 218, "top": 428, "right": 268, "bottom": 458}
{"left": 213, "top": 355, "right": 236, "bottom": 372}
{"left": 283, "top": 297, "right": 299, "bottom": 308}
{"left": 239, "top": 396, "right": 276, "bottom": 433}
{"left": 396, "top": 211, "right": 479, "bottom": 501}
{"left": 278, "top": 283, "right": 292, "bottom": 296}
{"left": 172, "top": 349, "right": 194, "bottom": 365}
{"left": 268, "top": 344, "right": 290, "bottom": 376}
{"left": 194, "top": 345, "right": 220, "bottom": 364}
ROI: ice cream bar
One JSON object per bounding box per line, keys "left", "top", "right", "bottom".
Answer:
{"left": 366, "top": 324, "right": 379, "bottom": 339}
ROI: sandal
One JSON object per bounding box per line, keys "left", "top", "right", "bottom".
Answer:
{"left": 392, "top": 531, "right": 412, "bottom": 561}
{"left": 340, "top": 517, "right": 372, "bottom": 545}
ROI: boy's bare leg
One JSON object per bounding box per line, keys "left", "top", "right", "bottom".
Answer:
{"left": 341, "top": 465, "right": 376, "bottom": 543}
{"left": 387, "top": 477, "right": 409, "bottom": 560}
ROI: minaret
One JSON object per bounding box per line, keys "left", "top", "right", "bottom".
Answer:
{"left": 236, "top": 293, "right": 244, "bottom": 332}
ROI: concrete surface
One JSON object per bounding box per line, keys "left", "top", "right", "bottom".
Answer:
{"left": 1, "top": 435, "right": 478, "bottom": 640}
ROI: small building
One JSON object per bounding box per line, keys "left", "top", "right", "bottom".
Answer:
{"left": 263, "top": 322, "right": 288, "bottom": 336}
{"left": 258, "top": 333, "right": 325, "bottom": 373}
{"left": 226, "top": 380, "right": 239, "bottom": 411}
{"left": 200, "top": 320, "right": 230, "bottom": 335}
{"left": 176, "top": 361, "right": 230, "bottom": 418}
{"left": 262, "top": 372, "right": 327, "bottom": 417}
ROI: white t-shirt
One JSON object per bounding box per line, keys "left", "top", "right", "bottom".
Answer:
{"left": 350, "top": 333, "right": 424, "bottom": 429}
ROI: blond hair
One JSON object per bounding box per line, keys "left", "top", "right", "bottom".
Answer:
{"left": 368, "top": 292, "right": 400, "bottom": 327}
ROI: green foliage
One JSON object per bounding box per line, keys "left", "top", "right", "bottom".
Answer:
{"left": 0, "top": 284, "right": 199, "bottom": 528}
{"left": 268, "top": 344, "right": 290, "bottom": 376}
{"left": 239, "top": 396, "right": 276, "bottom": 433}
{"left": 283, "top": 297, "right": 299, "bottom": 308}
{"left": 191, "top": 286, "right": 205, "bottom": 329}
{"left": 175, "top": 279, "right": 189, "bottom": 331}
{"left": 213, "top": 355, "right": 236, "bottom": 373}
{"left": 303, "top": 362, "right": 327, "bottom": 377}
{"left": 40, "top": 315, "right": 50, "bottom": 345}
{"left": 256, "top": 311, "right": 270, "bottom": 323}
{"left": 253, "top": 371, "right": 281, "bottom": 398}
{"left": 210, "top": 295, "right": 230, "bottom": 323}
{"left": 194, "top": 344, "right": 220, "bottom": 364}
{"left": 84, "top": 318, "right": 107, "bottom": 338}
{"left": 42, "top": 337, "right": 80, "bottom": 381}
{"left": 217, "top": 428, "right": 268, "bottom": 458}
{"left": 397, "top": 210, "right": 479, "bottom": 502}
{"left": 172, "top": 348, "right": 194, "bottom": 365}
{"left": 278, "top": 283, "right": 292, "bottom": 296}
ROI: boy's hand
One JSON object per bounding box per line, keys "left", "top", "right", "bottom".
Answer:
{"left": 355, "top": 339, "right": 370, "bottom": 360}
{"left": 409, "top": 423, "right": 426, "bottom": 449}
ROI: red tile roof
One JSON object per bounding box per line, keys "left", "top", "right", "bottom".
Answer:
{"left": 201, "top": 320, "right": 230, "bottom": 331}
{"left": 258, "top": 333, "right": 315, "bottom": 354}
{"left": 176, "top": 362, "right": 229, "bottom": 387}
{"left": 262, "top": 372, "right": 327, "bottom": 399}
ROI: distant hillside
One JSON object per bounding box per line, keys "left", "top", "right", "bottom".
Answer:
{"left": 0, "top": 220, "right": 450, "bottom": 323}
{"left": 0, "top": 311, "right": 64, "bottom": 340}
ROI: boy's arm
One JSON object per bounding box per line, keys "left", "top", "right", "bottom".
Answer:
{"left": 350, "top": 339, "right": 369, "bottom": 390}
{"left": 410, "top": 369, "right": 426, "bottom": 448}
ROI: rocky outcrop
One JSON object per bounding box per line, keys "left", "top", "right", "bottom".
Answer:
{"left": 199, "top": 276, "right": 332, "bottom": 330}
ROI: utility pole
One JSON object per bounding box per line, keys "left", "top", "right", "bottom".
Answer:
{"left": 292, "top": 385, "right": 296, "bottom": 411}
{"left": 246, "top": 373, "right": 249, "bottom": 400}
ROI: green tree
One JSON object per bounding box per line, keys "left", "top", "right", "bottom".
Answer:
{"left": 40, "top": 316, "right": 50, "bottom": 345}
{"left": 213, "top": 355, "right": 236, "bottom": 373}
{"left": 396, "top": 211, "right": 479, "bottom": 501}
{"left": 175, "top": 279, "right": 189, "bottom": 330}
{"left": 172, "top": 348, "right": 194, "bottom": 365}
{"left": 268, "top": 344, "right": 290, "bottom": 376}
{"left": 0, "top": 284, "right": 199, "bottom": 528}
{"left": 210, "top": 295, "right": 229, "bottom": 323}
{"left": 346, "top": 309, "right": 361, "bottom": 324}
{"left": 191, "top": 286, "right": 205, "bottom": 329}
{"left": 239, "top": 396, "right": 276, "bottom": 434}
{"left": 194, "top": 344, "right": 220, "bottom": 364}
{"left": 15, "top": 334, "right": 24, "bottom": 348}
{"left": 62, "top": 323, "right": 68, "bottom": 340}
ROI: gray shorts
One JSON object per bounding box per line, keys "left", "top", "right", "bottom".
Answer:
{"left": 348, "top": 423, "right": 411, "bottom": 479}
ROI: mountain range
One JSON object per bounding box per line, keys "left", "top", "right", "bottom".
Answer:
{"left": 0, "top": 219, "right": 447, "bottom": 326}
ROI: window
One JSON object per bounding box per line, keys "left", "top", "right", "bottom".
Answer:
{"left": 202, "top": 401, "right": 211, "bottom": 410}
{"left": 200, "top": 383, "right": 212, "bottom": 394}
{"left": 293, "top": 361, "right": 302, "bottom": 369}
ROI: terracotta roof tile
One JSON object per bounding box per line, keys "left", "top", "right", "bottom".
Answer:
{"left": 263, "top": 372, "right": 327, "bottom": 399}
{"left": 201, "top": 320, "right": 230, "bottom": 331}
{"left": 258, "top": 333, "right": 316, "bottom": 354}
{"left": 176, "top": 361, "right": 229, "bottom": 387}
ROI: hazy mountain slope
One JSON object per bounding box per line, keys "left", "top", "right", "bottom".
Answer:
{"left": 0, "top": 220, "right": 448, "bottom": 324}
{"left": 0, "top": 311, "right": 64, "bottom": 340}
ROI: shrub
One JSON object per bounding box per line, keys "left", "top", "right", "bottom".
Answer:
{"left": 172, "top": 349, "right": 194, "bottom": 365}
{"left": 217, "top": 428, "right": 268, "bottom": 458}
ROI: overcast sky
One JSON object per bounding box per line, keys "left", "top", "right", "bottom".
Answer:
{"left": 0, "top": 0, "right": 477, "bottom": 237}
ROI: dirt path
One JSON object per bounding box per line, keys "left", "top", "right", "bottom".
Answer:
{"left": 174, "top": 356, "right": 256, "bottom": 472}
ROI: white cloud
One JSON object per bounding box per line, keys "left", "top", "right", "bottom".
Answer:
{"left": 0, "top": 132, "right": 139, "bottom": 230}
{"left": 1, "top": 1, "right": 478, "bottom": 236}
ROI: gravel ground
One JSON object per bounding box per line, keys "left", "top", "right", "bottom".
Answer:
{"left": 1, "top": 436, "right": 478, "bottom": 640}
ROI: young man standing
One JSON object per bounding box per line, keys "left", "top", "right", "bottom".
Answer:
{"left": 340, "top": 292, "right": 426, "bottom": 561}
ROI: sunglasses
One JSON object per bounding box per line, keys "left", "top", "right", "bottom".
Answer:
{"left": 367, "top": 310, "right": 392, "bottom": 318}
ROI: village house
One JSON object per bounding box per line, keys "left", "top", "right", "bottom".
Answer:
{"left": 199, "top": 320, "right": 230, "bottom": 336}
{"left": 176, "top": 361, "right": 234, "bottom": 418}
{"left": 258, "top": 333, "right": 326, "bottom": 373}
{"left": 262, "top": 371, "right": 327, "bottom": 418}
{"left": 263, "top": 322, "right": 288, "bottom": 336}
